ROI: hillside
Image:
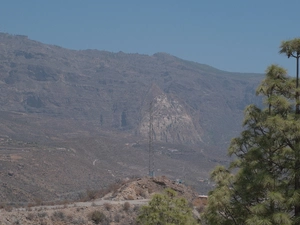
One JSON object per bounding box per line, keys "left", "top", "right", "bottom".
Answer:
{"left": 0, "top": 32, "right": 262, "bottom": 147}
{"left": 0, "top": 176, "right": 205, "bottom": 225}
{"left": 0, "top": 33, "right": 263, "bottom": 202}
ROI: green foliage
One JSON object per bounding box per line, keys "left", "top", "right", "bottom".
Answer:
{"left": 202, "top": 62, "right": 300, "bottom": 224}
{"left": 279, "top": 38, "right": 300, "bottom": 58}
{"left": 137, "top": 188, "right": 199, "bottom": 225}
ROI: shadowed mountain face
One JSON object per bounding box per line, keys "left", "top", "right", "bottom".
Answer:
{"left": 0, "top": 33, "right": 263, "bottom": 201}
{"left": 0, "top": 33, "right": 262, "bottom": 149}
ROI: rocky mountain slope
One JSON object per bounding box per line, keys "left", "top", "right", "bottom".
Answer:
{"left": 0, "top": 33, "right": 263, "bottom": 202}
{"left": 0, "top": 33, "right": 262, "bottom": 148}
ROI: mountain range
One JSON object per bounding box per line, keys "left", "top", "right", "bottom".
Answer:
{"left": 0, "top": 33, "right": 263, "bottom": 202}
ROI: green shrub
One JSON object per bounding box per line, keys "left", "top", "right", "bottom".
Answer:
{"left": 137, "top": 188, "right": 198, "bottom": 225}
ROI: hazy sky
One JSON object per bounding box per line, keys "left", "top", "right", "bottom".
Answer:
{"left": 0, "top": 0, "right": 299, "bottom": 74}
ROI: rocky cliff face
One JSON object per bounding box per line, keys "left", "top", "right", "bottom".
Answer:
{"left": 138, "top": 84, "right": 202, "bottom": 144}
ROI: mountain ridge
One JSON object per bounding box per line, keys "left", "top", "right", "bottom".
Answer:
{"left": 0, "top": 32, "right": 263, "bottom": 148}
{"left": 0, "top": 32, "right": 263, "bottom": 201}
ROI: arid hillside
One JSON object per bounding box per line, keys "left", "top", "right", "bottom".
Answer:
{"left": 0, "top": 33, "right": 262, "bottom": 147}
{"left": 0, "top": 176, "right": 206, "bottom": 225}
{"left": 0, "top": 33, "right": 262, "bottom": 202}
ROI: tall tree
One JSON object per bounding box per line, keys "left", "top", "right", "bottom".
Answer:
{"left": 280, "top": 38, "right": 300, "bottom": 218}
{"left": 279, "top": 38, "right": 300, "bottom": 113}
{"left": 202, "top": 64, "right": 300, "bottom": 225}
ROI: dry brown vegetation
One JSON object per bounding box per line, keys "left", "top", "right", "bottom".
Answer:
{"left": 0, "top": 176, "right": 207, "bottom": 225}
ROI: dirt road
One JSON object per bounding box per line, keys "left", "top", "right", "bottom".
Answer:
{"left": 14, "top": 198, "right": 149, "bottom": 212}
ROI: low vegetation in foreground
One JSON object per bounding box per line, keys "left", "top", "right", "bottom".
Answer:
{"left": 0, "top": 176, "right": 206, "bottom": 225}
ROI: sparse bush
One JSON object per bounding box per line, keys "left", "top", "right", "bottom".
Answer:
{"left": 123, "top": 202, "right": 130, "bottom": 211}
{"left": 71, "top": 217, "right": 86, "bottom": 225}
{"left": 38, "top": 212, "right": 47, "bottom": 218}
{"left": 62, "top": 199, "right": 70, "bottom": 206}
{"left": 48, "top": 201, "right": 55, "bottom": 206}
{"left": 104, "top": 202, "right": 112, "bottom": 211}
{"left": 34, "top": 198, "right": 43, "bottom": 206}
{"left": 109, "top": 183, "right": 122, "bottom": 195}
{"left": 52, "top": 210, "right": 65, "bottom": 221}
{"left": 86, "top": 189, "right": 98, "bottom": 200}
{"left": 26, "top": 212, "right": 35, "bottom": 220}
{"left": 4, "top": 205, "right": 12, "bottom": 212}
{"left": 66, "top": 214, "right": 73, "bottom": 221}
{"left": 114, "top": 214, "right": 120, "bottom": 222}
{"left": 88, "top": 210, "right": 108, "bottom": 224}
{"left": 12, "top": 220, "right": 20, "bottom": 225}
{"left": 133, "top": 205, "right": 140, "bottom": 212}
{"left": 78, "top": 191, "right": 87, "bottom": 201}
{"left": 27, "top": 202, "right": 35, "bottom": 208}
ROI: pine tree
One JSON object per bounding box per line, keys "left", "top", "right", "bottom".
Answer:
{"left": 202, "top": 62, "right": 300, "bottom": 224}
{"left": 280, "top": 38, "right": 300, "bottom": 219}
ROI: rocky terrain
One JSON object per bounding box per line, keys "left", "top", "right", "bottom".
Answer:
{"left": 0, "top": 32, "right": 263, "bottom": 202}
{"left": 0, "top": 33, "right": 262, "bottom": 147}
{"left": 0, "top": 176, "right": 206, "bottom": 225}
